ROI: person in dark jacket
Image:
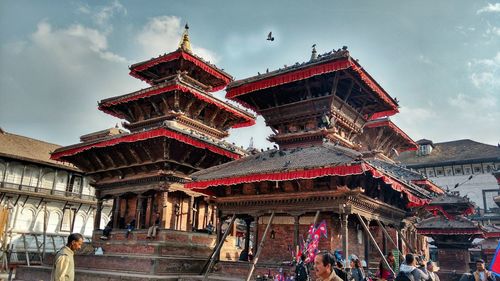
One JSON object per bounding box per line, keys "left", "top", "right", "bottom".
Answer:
{"left": 295, "top": 253, "right": 309, "bottom": 281}
{"left": 350, "top": 258, "right": 366, "bottom": 281}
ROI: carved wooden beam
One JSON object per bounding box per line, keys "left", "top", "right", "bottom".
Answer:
{"left": 103, "top": 153, "right": 117, "bottom": 169}
{"left": 90, "top": 151, "right": 106, "bottom": 170}
{"left": 337, "top": 78, "right": 353, "bottom": 112}
{"left": 194, "top": 152, "right": 208, "bottom": 168}
{"left": 140, "top": 145, "right": 155, "bottom": 162}
{"left": 151, "top": 100, "right": 162, "bottom": 116}
{"left": 179, "top": 148, "right": 193, "bottom": 164}
{"left": 193, "top": 102, "right": 208, "bottom": 119}
{"left": 115, "top": 150, "right": 129, "bottom": 166}
{"left": 207, "top": 107, "right": 222, "bottom": 127}
{"left": 161, "top": 96, "right": 171, "bottom": 114}
{"left": 184, "top": 98, "right": 196, "bottom": 115}
{"left": 128, "top": 146, "right": 143, "bottom": 163}
{"left": 125, "top": 107, "right": 136, "bottom": 121}
{"left": 163, "top": 139, "right": 171, "bottom": 160}
{"left": 174, "top": 91, "right": 180, "bottom": 111}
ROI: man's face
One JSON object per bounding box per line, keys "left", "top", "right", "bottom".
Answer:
{"left": 70, "top": 238, "right": 84, "bottom": 251}
{"left": 476, "top": 262, "right": 485, "bottom": 271}
{"left": 314, "top": 256, "right": 330, "bottom": 277}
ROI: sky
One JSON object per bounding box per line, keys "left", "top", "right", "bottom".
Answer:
{"left": 0, "top": 0, "right": 499, "bottom": 150}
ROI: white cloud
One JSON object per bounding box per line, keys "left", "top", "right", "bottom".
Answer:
{"left": 477, "top": 3, "right": 500, "bottom": 14}
{"left": 0, "top": 20, "right": 142, "bottom": 145}
{"left": 77, "top": 0, "right": 126, "bottom": 31}
{"left": 468, "top": 52, "right": 500, "bottom": 89}
{"left": 136, "top": 16, "right": 219, "bottom": 63}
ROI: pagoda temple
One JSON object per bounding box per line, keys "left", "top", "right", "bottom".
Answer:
{"left": 187, "top": 46, "right": 440, "bottom": 279}
{"left": 416, "top": 193, "right": 482, "bottom": 274}
{"left": 12, "top": 26, "right": 257, "bottom": 280}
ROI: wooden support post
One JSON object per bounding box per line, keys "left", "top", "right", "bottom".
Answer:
{"left": 202, "top": 214, "right": 236, "bottom": 280}
{"left": 376, "top": 221, "right": 403, "bottom": 257}
{"left": 136, "top": 195, "right": 144, "bottom": 229}
{"left": 246, "top": 212, "right": 275, "bottom": 281}
{"left": 396, "top": 228, "right": 415, "bottom": 254}
{"left": 356, "top": 214, "right": 395, "bottom": 276}
{"left": 94, "top": 200, "right": 103, "bottom": 230}
{"left": 341, "top": 214, "right": 349, "bottom": 269}
{"left": 187, "top": 195, "right": 194, "bottom": 231}
{"left": 293, "top": 215, "right": 300, "bottom": 246}
{"left": 112, "top": 196, "right": 120, "bottom": 228}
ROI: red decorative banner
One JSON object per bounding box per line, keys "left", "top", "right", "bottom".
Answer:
{"left": 51, "top": 127, "right": 241, "bottom": 160}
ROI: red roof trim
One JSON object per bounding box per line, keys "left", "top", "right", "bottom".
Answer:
{"left": 129, "top": 50, "right": 231, "bottom": 91}
{"left": 226, "top": 59, "right": 398, "bottom": 115}
{"left": 417, "top": 229, "right": 484, "bottom": 236}
{"left": 186, "top": 162, "right": 430, "bottom": 207}
{"left": 411, "top": 180, "right": 444, "bottom": 194}
{"left": 98, "top": 84, "right": 255, "bottom": 129}
{"left": 363, "top": 164, "right": 430, "bottom": 207}
{"left": 51, "top": 127, "right": 241, "bottom": 160}
{"left": 185, "top": 164, "right": 365, "bottom": 189}
{"left": 365, "top": 119, "right": 417, "bottom": 151}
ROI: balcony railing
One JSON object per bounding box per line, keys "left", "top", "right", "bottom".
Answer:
{"left": 0, "top": 181, "right": 96, "bottom": 201}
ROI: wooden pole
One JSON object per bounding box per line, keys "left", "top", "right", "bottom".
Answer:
{"left": 356, "top": 214, "right": 395, "bottom": 276}
{"left": 202, "top": 214, "right": 236, "bottom": 281}
{"left": 246, "top": 211, "right": 275, "bottom": 281}
{"left": 396, "top": 228, "right": 415, "bottom": 254}
{"left": 376, "top": 220, "right": 403, "bottom": 257}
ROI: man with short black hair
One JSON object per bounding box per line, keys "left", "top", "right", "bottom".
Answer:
{"left": 51, "top": 233, "right": 83, "bottom": 281}
{"left": 397, "top": 253, "right": 429, "bottom": 281}
{"left": 473, "top": 259, "right": 495, "bottom": 281}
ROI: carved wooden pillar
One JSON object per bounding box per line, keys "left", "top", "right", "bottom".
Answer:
{"left": 293, "top": 215, "right": 300, "bottom": 246}
{"left": 112, "top": 196, "right": 121, "bottom": 228}
{"left": 341, "top": 214, "right": 349, "bottom": 268}
{"left": 253, "top": 215, "right": 260, "bottom": 253}
{"left": 187, "top": 195, "right": 194, "bottom": 231}
{"left": 161, "top": 191, "right": 168, "bottom": 229}
{"left": 136, "top": 195, "right": 144, "bottom": 229}
{"left": 94, "top": 199, "right": 103, "bottom": 230}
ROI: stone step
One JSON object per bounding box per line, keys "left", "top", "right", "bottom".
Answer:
{"left": 14, "top": 266, "right": 244, "bottom": 281}
{"left": 94, "top": 240, "right": 214, "bottom": 258}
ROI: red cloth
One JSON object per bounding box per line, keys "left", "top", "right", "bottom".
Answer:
{"left": 491, "top": 241, "right": 500, "bottom": 275}
{"left": 99, "top": 84, "right": 255, "bottom": 129}
{"left": 185, "top": 164, "right": 365, "bottom": 189}
{"left": 129, "top": 50, "right": 231, "bottom": 91}
{"left": 51, "top": 127, "right": 241, "bottom": 160}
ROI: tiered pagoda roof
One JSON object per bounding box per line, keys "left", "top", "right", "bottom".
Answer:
{"left": 417, "top": 215, "right": 483, "bottom": 236}
{"left": 226, "top": 48, "right": 399, "bottom": 119}
{"left": 221, "top": 47, "right": 400, "bottom": 149}
{"left": 98, "top": 75, "right": 255, "bottom": 137}
{"left": 129, "top": 48, "right": 232, "bottom": 92}
{"left": 187, "top": 143, "right": 431, "bottom": 208}
{"left": 51, "top": 26, "right": 254, "bottom": 196}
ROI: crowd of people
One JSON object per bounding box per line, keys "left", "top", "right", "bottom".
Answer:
{"left": 290, "top": 251, "right": 498, "bottom": 281}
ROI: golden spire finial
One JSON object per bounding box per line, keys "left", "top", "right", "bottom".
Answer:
{"left": 179, "top": 23, "right": 192, "bottom": 52}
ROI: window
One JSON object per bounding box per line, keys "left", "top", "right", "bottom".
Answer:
{"left": 445, "top": 168, "right": 452, "bottom": 176}
{"left": 454, "top": 168, "right": 463, "bottom": 175}
{"left": 465, "top": 168, "right": 471, "bottom": 175}
{"left": 473, "top": 166, "right": 481, "bottom": 174}
{"left": 436, "top": 168, "right": 444, "bottom": 176}
{"left": 486, "top": 165, "right": 492, "bottom": 173}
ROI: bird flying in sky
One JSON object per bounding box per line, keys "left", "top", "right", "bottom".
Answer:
{"left": 267, "top": 32, "right": 274, "bottom": 41}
